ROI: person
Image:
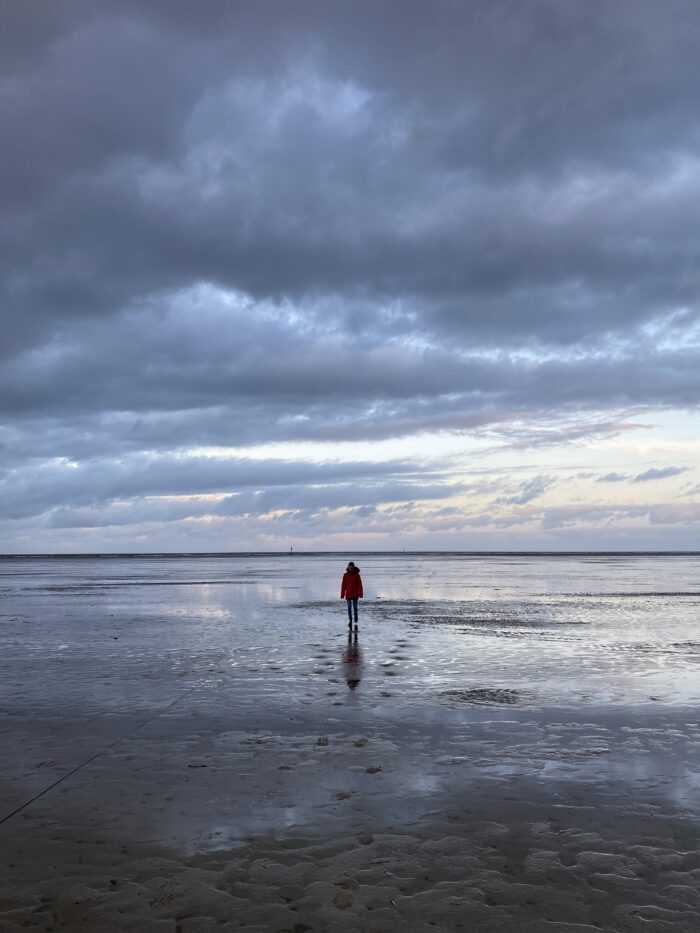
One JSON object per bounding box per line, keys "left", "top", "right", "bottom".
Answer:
{"left": 340, "top": 561, "right": 363, "bottom": 631}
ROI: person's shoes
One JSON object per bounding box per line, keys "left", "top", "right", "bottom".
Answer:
{"left": 348, "top": 622, "right": 353, "bottom": 629}
{"left": 354, "top": 625, "right": 359, "bottom": 632}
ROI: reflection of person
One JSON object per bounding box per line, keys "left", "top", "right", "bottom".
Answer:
{"left": 342, "top": 637, "right": 362, "bottom": 690}
{"left": 340, "top": 561, "right": 363, "bottom": 631}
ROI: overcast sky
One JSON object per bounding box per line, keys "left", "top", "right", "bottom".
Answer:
{"left": 2, "top": 0, "right": 699, "bottom": 552}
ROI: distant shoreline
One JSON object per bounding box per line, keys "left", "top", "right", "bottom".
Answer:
{"left": 1, "top": 550, "right": 698, "bottom": 559}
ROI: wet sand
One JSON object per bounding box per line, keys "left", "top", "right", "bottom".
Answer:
{"left": 1, "top": 554, "right": 699, "bottom": 931}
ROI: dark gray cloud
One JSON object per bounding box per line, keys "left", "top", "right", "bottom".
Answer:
{"left": 597, "top": 472, "right": 630, "bottom": 483}
{"left": 494, "top": 474, "right": 554, "bottom": 506}
{"left": 44, "top": 479, "right": 465, "bottom": 530}
{"left": 633, "top": 466, "right": 688, "bottom": 483}
{"left": 2, "top": 1, "right": 700, "bottom": 545}
{"left": 0, "top": 453, "right": 440, "bottom": 521}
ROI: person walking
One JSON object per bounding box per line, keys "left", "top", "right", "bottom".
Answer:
{"left": 340, "top": 561, "right": 363, "bottom": 631}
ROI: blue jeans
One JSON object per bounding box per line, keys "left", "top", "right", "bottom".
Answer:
{"left": 346, "top": 598, "right": 358, "bottom": 623}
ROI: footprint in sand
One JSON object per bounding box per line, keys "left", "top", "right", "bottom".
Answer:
{"left": 335, "top": 877, "right": 359, "bottom": 891}
{"left": 149, "top": 893, "right": 176, "bottom": 908}
{"left": 333, "top": 891, "right": 354, "bottom": 909}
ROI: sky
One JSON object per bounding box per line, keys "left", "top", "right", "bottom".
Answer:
{"left": 1, "top": 0, "right": 700, "bottom": 553}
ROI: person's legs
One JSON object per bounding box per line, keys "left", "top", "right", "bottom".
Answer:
{"left": 346, "top": 599, "right": 353, "bottom": 623}
{"left": 352, "top": 598, "right": 358, "bottom": 624}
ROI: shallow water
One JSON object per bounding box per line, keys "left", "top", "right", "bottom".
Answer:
{"left": 1, "top": 552, "right": 699, "bottom": 714}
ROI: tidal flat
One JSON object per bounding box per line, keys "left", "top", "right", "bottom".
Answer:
{"left": 1, "top": 553, "right": 699, "bottom": 931}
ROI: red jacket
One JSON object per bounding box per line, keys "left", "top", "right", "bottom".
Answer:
{"left": 341, "top": 571, "right": 363, "bottom": 599}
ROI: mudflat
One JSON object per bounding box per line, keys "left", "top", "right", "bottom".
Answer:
{"left": 1, "top": 553, "right": 699, "bottom": 931}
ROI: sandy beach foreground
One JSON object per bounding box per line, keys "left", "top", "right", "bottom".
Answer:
{"left": 1, "top": 554, "right": 699, "bottom": 931}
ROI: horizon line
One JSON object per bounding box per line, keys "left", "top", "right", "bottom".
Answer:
{"left": 1, "top": 550, "right": 698, "bottom": 559}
